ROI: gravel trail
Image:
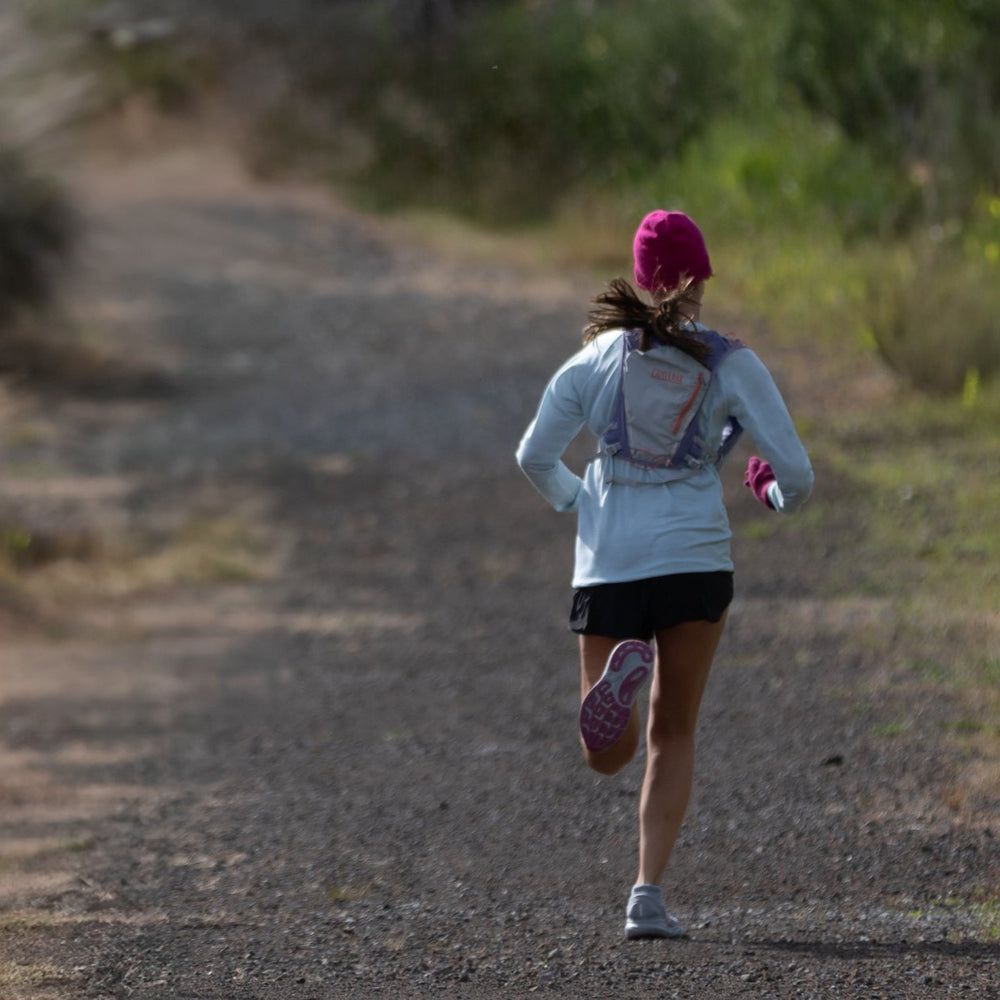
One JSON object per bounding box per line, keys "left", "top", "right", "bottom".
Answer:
{"left": 0, "top": 130, "right": 996, "bottom": 999}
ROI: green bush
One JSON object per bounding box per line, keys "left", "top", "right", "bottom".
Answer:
{"left": 348, "top": 0, "right": 744, "bottom": 221}
{"left": 103, "top": 41, "right": 215, "bottom": 112}
{"left": 0, "top": 147, "right": 75, "bottom": 327}
{"left": 779, "top": 0, "right": 1000, "bottom": 225}
{"left": 45, "top": 0, "right": 1000, "bottom": 395}
{"left": 867, "top": 229, "right": 1000, "bottom": 395}
{"left": 628, "top": 107, "right": 915, "bottom": 240}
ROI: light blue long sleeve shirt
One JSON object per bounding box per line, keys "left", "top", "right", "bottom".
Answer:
{"left": 516, "top": 328, "right": 814, "bottom": 587}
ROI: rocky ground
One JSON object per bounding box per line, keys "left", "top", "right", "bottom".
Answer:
{"left": 0, "top": 15, "right": 998, "bottom": 1000}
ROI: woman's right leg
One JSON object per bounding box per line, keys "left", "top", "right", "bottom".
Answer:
{"left": 636, "top": 614, "right": 727, "bottom": 887}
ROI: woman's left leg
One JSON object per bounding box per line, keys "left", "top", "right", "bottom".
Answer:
{"left": 578, "top": 634, "right": 642, "bottom": 775}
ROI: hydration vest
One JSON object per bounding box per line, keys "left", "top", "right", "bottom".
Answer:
{"left": 598, "top": 328, "right": 745, "bottom": 484}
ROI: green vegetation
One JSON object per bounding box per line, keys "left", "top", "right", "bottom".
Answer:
{"left": 970, "top": 895, "right": 1000, "bottom": 940}
{"left": 29, "top": 1, "right": 998, "bottom": 392}
{"left": 304, "top": 0, "right": 997, "bottom": 626}
{"left": 899, "top": 894, "right": 1000, "bottom": 942}
{"left": 273, "top": 0, "right": 1000, "bottom": 396}
{"left": 100, "top": 38, "right": 215, "bottom": 112}
{"left": 344, "top": 1, "right": 745, "bottom": 221}
{"left": 0, "top": 147, "right": 75, "bottom": 327}
{"left": 809, "top": 386, "right": 1000, "bottom": 610}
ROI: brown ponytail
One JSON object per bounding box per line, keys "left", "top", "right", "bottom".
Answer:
{"left": 582, "top": 276, "right": 710, "bottom": 365}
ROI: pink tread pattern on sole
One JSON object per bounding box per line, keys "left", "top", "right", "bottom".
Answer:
{"left": 579, "top": 640, "right": 654, "bottom": 752}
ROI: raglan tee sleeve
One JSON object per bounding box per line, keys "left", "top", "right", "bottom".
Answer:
{"left": 723, "top": 349, "right": 814, "bottom": 514}
{"left": 515, "top": 348, "right": 593, "bottom": 513}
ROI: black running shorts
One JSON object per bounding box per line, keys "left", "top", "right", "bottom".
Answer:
{"left": 569, "top": 571, "right": 734, "bottom": 641}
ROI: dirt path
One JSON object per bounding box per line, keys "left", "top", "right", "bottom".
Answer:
{"left": 0, "top": 100, "right": 998, "bottom": 1000}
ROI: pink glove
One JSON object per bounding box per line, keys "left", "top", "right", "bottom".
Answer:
{"left": 744, "top": 456, "right": 776, "bottom": 510}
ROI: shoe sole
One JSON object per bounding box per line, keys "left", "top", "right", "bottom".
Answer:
{"left": 579, "top": 639, "right": 654, "bottom": 753}
{"left": 625, "top": 919, "right": 685, "bottom": 939}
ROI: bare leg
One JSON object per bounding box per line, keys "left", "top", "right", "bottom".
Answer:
{"left": 578, "top": 634, "right": 642, "bottom": 776}
{"left": 637, "top": 614, "right": 727, "bottom": 886}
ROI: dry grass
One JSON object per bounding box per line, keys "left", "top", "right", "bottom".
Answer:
{"left": 0, "top": 504, "right": 288, "bottom": 635}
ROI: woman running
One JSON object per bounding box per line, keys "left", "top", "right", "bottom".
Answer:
{"left": 516, "top": 209, "right": 814, "bottom": 939}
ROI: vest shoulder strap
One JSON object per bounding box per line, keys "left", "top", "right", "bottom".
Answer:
{"left": 599, "top": 328, "right": 746, "bottom": 478}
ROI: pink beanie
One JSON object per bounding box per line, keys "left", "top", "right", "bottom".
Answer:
{"left": 632, "top": 210, "right": 712, "bottom": 292}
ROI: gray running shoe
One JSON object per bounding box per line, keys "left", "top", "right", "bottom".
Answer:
{"left": 579, "top": 639, "right": 654, "bottom": 753}
{"left": 624, "top": 884, "right": 685, "bottom": 939}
